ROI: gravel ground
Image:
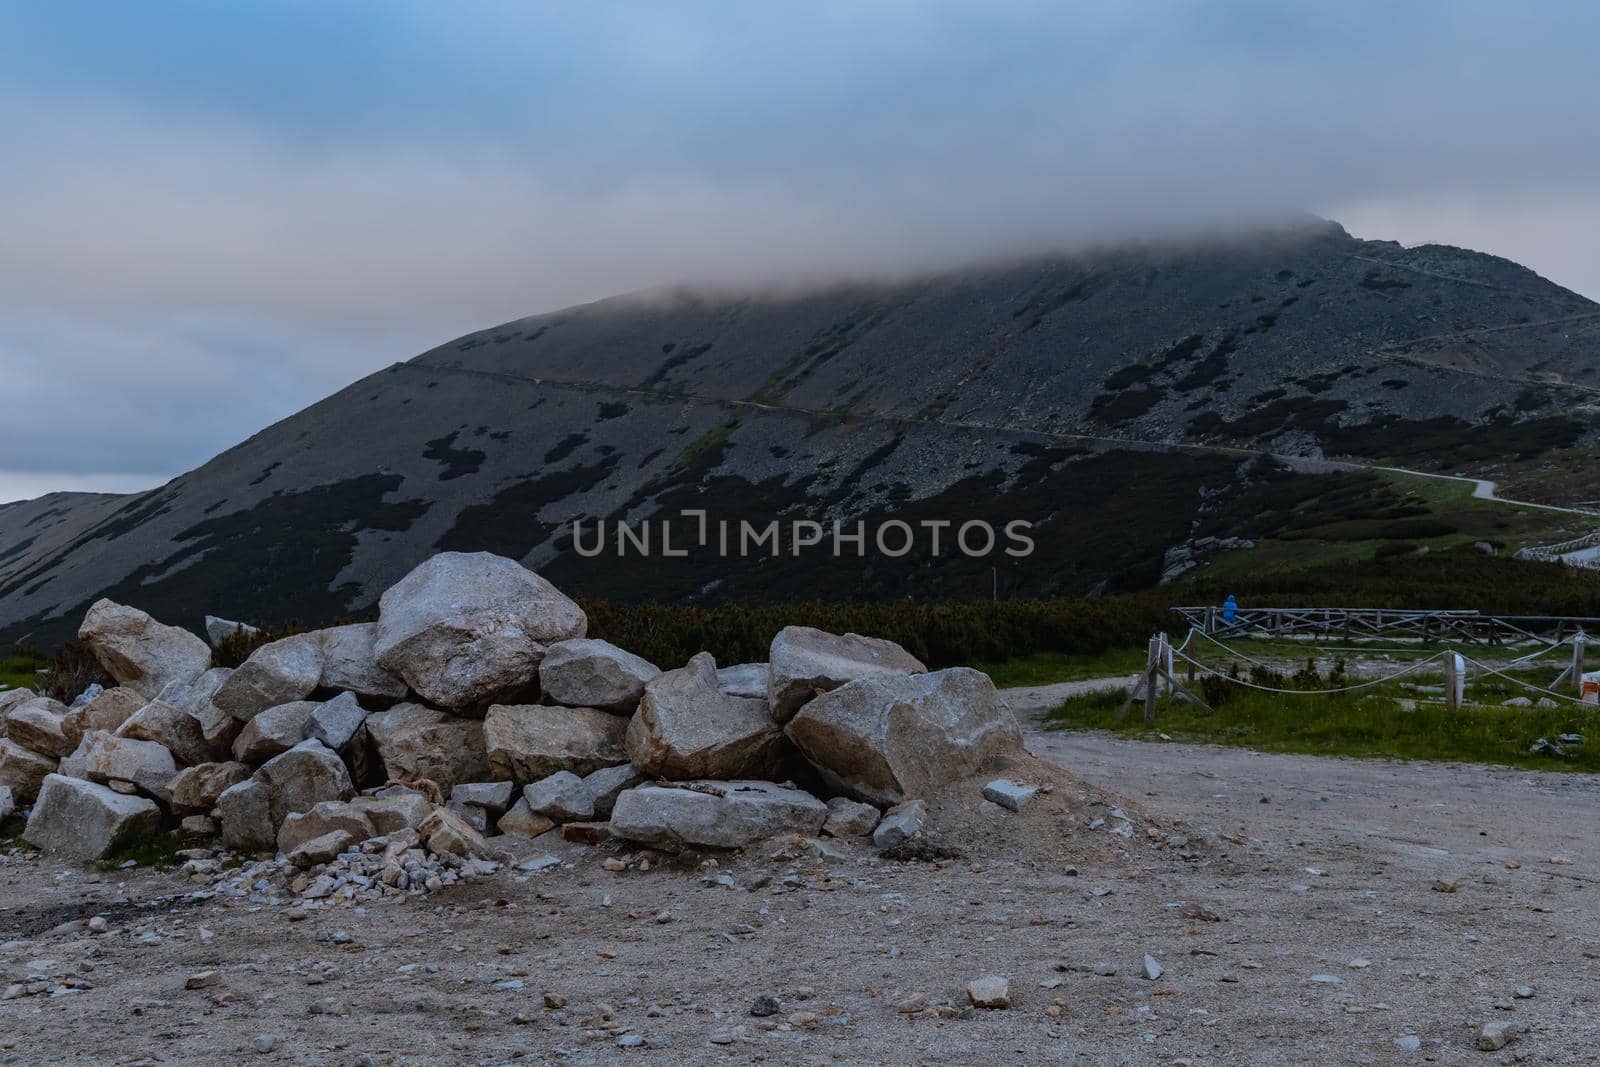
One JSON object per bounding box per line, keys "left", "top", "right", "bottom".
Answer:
{"left": 0, "top": 708, "right": 1596, "bottom": 1065}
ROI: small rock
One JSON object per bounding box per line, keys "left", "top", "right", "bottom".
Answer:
{"left": 1513, "top": 985, "right": 1534, "bottom": 999}
{"left": 1142, "top": 955, "right": 1163, "bottom": 981}
{"left": 980, "top": 779, "right": 1039, "bottom": 813}
{"left": 872, "top": 798, "right": 926, "bottom": 849}
{"left": 185, "top": 970, "right": 219, "bottom": 990}
{"left": 966, "top": 975, "right": 1010, "bottom": 1009}
{"left": 749, "top": 993, "right": 780, "bottom": 1017}
{"left": 1477, "top": 1021, "right": 1516, "bottom": 1051}
{"left": 1431, "top": 878, "right": 1458, "bottom": 893}
{"left": 1394, "top": 1035, "right": 1421, "bottom": 1052}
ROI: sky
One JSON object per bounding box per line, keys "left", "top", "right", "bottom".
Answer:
{"left": 1, "top": 1, "right": 1597, "bottom": 504}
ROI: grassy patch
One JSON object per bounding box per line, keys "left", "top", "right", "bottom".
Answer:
{"left": 1047, "top": 682, "right": 1600, "bottom": 771}
{"left": 96, "top": 829, "right": 186, "bottom": 871}
{"left": 973, "top": 646, "right": 1149, "bottom": 687}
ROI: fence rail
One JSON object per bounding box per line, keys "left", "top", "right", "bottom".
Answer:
{"left": 1171, "top": 606, "right": 1600, "bottom": 645}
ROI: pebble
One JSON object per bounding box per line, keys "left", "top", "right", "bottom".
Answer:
{"left": 252, "top": 1036, "right": 276, "bottom": 1054}
{"left": 617, "top": 1034, "right": 645, "bottom": 1048}
{"left": 1394, "top": 1035, "right": 1421, "bottom": 1052}
{"left": 1513, "top": 985, "right": 1534, "bottom": 999}
{"left": 895, "top": 994, "right": 928, "bottom": 1014}
{"left": 966, "top": 976, "right": 1011, "bottom": 1009}
{"left": 1478, "top": 1021, "right": 1516, "bottom": 1051}
{"left": 184, "top": 970, "right": 219, "bottom": 990}
{"left": 1142, "top": 955, "right": 1163, "bottom": 981}
{"left": 750, "top": 993, "right": 780, "bottom": 1017}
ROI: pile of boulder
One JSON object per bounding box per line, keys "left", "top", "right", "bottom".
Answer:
{"left": 0, "top": 550, "right": 1023, "bottom": 878}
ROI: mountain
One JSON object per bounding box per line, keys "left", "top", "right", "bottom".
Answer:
{"left": 3, "top": 219, "right": 1597, "bottom": 647}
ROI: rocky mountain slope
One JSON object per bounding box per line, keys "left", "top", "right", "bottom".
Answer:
{"left": 3, "top": 219, "right": 1596, "bottom": 646}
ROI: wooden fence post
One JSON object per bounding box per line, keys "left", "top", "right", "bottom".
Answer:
{"left": 1144, "top": 634, "right": 1162, "bottom": 724}
{"left": 1574, "top": 631, "right": 1588, "bottom": 694}
{"left": 1446, "top": 653, "right": 1465, "bottom": 712}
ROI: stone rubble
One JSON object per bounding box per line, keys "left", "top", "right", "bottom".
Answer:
{"left": 5, "top": 549, "right": 1034, "bottom": 922}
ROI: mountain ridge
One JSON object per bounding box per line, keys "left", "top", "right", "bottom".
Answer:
{"left": 3, "top": 219, "right": 1596, "bottom": 647}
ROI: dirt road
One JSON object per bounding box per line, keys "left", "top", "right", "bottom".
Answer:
{"left": 0, "top": 719, "right": 1596, "bottom": 1065}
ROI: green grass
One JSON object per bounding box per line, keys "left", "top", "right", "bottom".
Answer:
{"left": 0, "top": 649, "right": 47, "bottom": 693}
{"left": 95, "top": 829, "right": 186, "bottom": 871}
{"left": 972, "top": 646, "right": 1150, "bottom": 687}
{"left": 1047, "top": 682, "right": 1600, "bottom": 772}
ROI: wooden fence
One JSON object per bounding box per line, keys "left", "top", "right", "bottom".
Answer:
{"left": 1171, "top": 605, "right": 1600, "bottom": 645}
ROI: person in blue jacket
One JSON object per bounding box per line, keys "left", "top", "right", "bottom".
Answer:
{"left": 1222, "top": 593, "right": 1238, "bottom": 626}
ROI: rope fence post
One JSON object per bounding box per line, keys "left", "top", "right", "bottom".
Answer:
{"left": 1445, "top": 653, "right": 1465, "bottom": 712}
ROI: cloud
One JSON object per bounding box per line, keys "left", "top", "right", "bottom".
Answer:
{"left": 0, "top": 2, "right": 1596, "bottom": 502}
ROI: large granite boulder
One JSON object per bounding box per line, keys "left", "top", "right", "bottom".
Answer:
{"left": 625, "top": 654, "right": 782, "bottom": 780}
{"left": 4, "top": 697, "right": 73, "bottom": 758}
{"left": 372, "top": 552, "right": 587, "bottom": 709}
{"left": 609, "top": 781, "right": 828, "bottom": 850}
{"left": 169, "top": 761, "right": 253, "bottom": 815}
{"left": 483, "top": 703, "right": 628, "bottom": 783}
{"left": 61, "top": 686, "right": 146, "bottom": 748}
{"left": 767, "top": 626, "right": 926, "bottom": 723}
{"left": 315, "top": 623, "right": 408, "bottom": 701}
{"left": 116, "top": 700, "right": 211, "bottom": 766}
{"left": 212, "top": 633, "right": 322, "bottom": 720}
{"left": 716, "top": 663, "right": 770, "bottom": 700}
{"left": 351, "top": 790, "right": 433, "bottom": 836}
{"left": 0, "top": 687, "right": 35, "bottom": 720}
{"left": 784, "top": 667, "right": 1021, "bottom": 805}
{"left": 255, "top": 739, "right": 354, "bottom": 826}
{"left": 75, "top": 731, "right": 178, "bottom": 802}
{"left": 366, "top": 703, "right": 488, "bottom": 790}
{"left": 306, "top": 691, "right": 369, "bottom": 751}
{"left": 537, "top": 638, "right": 659, "bottom": 713}
{"left": 155, "top": 667, "right": 240, "bottom": 758}
{"left": 215, "top": 778, "right": 274, "bottom": 852}
{"left": 0, "top": 739, "right": 58, "bottom": 801}
{"left": 78, "top": 600, "right": 211, "bottom": 700}
{"left": 277, "top": 800, "right": 375, "bottom": 855}
{"left": 232, "top": 700, "right": 316, "bottom": 764}
{"left": 24, "top": 774, "right": 161, "bottom": 860}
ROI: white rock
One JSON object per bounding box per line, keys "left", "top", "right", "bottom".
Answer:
{"left": 483, "top": 703, "right": 626, "bottom": 783}
{"left": 0, "top": 739, "right": 58, "bottom": 801}
{"left": 767, "top": 626, "right": 925, "bottom": 723}
{"left": 213, "top": 634, "right": 322, "bottom": 720}
{"left": 231, "top": 700, "right": 316, "bottom": 763}
{"left": 115, "top": 699, "right": 211, "bottom": 766}
{"left": 372, "top": 551, "right": 586, "bottom": 709}
{"left": 75, "top": 731, "right": 177, "bottom": 802}
{"left": 1143, "top": 955, "right": 1164, "bottom": 981}
{"left": 581, "top": 763, "right": 645, "bottom": 818}
{"left": 24, "top": 774, "right": 161, "bottom": 859}
{"left": 277, "top": 800, "right": 375, "bottom": 855}
{"left": 871, "top": 799, "right": 926, "bottom": 849}
{"left": 168, "top": 761, "right": 253, "bottom": 815}
{"left": 1478, "top": 1021, "right": 1516, "bottom": 1051}
{"left": 609, "top": 781, "right": 828, "bottom": 851}
{"left": 716, "top": 663, "right": 770, "bottom": 700}
{"left": 256, "top": 739, "right": 354, "bottom": 826}
{"left": 787, "top": 667, "right": 1020, "bottom": 805}
{"left": 966, "top": 976, "right": 1010, "bottom": 1009}
{"left": 625, "top": 653, "right": 782, "bottom": 780}
{"left": 523, "top": 771, "right": 594, "bottom": 821}
{"left": 305, "top": 691, "right": 369, "bottom": 752}
{"left": 366, "top": 703, "right": 489, "bottom": 790}
{"left": 538, "top": 638, "right": 659, "bottom": 713}
{"left": 4, "top": 697, "right": 73, "bottom": 758}
{"left": 314, "top": 623, "right": 407, "bottom": 701}
{"left": 350, "top": 791, "right": 433, "bottom": 836}
{"left": 981, "top": 779, "right": 1039, "bottom": 813}
{"left": 78, "top": 600, "right": 211, "bottom": 700}
{"left": 61, "top": 686, "right": 147, "bottom": 749}
{"left": 496, "top": 797, "right": 556, "bottom": 839}
{"left": 822, "top": 797, "right": 881, "bottom": 837}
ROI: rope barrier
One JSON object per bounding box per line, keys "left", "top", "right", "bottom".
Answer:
{"left": 1168, "top": 646, "right": 1449, "bottom": 696}
{"left": 1462, "top": 656, "right": 1594, "bottom": 709}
